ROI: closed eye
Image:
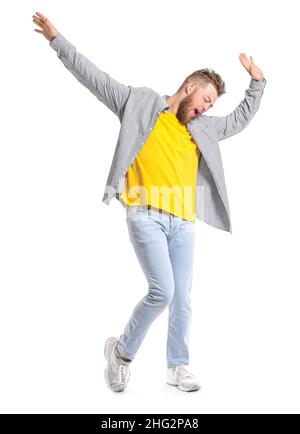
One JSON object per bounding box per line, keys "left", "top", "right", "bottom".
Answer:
{"left": 205, "top": 98, "right": 214, "bottom": 108}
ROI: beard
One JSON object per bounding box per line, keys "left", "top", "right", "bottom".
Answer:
{"left": 175, "top": 93, "right": 196, "bottom": 126}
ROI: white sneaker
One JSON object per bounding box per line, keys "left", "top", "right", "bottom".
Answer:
{"left": 167, "top": 363, "right": 201, "bottom": 392}
{"left": 104, "top": 336, "right": 131, "bottom": 392}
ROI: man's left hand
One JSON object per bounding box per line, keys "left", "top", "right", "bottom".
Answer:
{"left": 239, "top": 53, "right": 264, "bottom": 81}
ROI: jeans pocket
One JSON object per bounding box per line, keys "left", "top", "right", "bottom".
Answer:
{"left": 126, "top": 205, "right": 149, "bottom": 222}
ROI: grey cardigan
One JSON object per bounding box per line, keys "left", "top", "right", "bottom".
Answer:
{"left": 49, "top": 33, "right": 267, "bottom": 233}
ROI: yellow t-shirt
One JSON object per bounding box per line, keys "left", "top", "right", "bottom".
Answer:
{"left": 120, "top": 110, "right": 200, "bottom": 222}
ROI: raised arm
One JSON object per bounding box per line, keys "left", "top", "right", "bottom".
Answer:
{"left": 32, "top": 12, "right": 131, "bottom": 120}
{"left": 207, "top": 53, "right": 267, "bottom": 141}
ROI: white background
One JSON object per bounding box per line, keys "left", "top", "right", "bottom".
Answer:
{"left": 0, "top": 0, "right": 300, "bottom": 414}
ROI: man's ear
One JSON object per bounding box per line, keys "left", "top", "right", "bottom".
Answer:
{"left": 186, "top": 81, "right": 196, "bottom": 95}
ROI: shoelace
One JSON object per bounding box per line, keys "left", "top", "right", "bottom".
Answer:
{"left": 120, "top": 365, "right": 127, "bottom": 383}
{"left": 176, "top": 364, "right": 193, "bottom": 379}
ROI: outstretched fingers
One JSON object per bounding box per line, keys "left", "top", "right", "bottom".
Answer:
{"left": 239, "top": 52, "right": 250, "bottom": 69}
{"left": 32, "top": 15, "right": 44, "bottom": 27}
{"left": 35, "top": 11, "right": 47, "bottom": 21}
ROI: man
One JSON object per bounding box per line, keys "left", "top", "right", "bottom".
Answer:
{"left": 33, "top": 11, "right": 266, "bottom": 393}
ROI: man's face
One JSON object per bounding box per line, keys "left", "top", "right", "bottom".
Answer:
{"left": 176, "top": 82, "right": 218, "bottom": 126}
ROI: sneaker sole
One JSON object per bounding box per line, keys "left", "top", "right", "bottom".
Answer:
{"left": 178, "top": 383, "right": 201, "bottom": 392}
{"left": 104, "top": 337, "right": 117, "bottom": 362}
{"left": 167, "top": 380, "right": 201, "bottom": 392}
{"left": 104, "top": 367, "right": 126, "bottom": 392}
{"left": 104, "top": 337, "right": 129, "bottom": 392}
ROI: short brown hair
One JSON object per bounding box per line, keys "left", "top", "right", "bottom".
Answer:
{"left": 178, "top": 68, "right": 226, "bottom": 97}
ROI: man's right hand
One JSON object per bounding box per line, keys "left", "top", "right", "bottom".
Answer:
{"left": 32, "top": 11, "right": 59, "bottom": 42}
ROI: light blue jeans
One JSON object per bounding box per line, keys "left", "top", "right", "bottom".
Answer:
{"left": 117, "top": 205, "right": 196, "bottom": 368}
